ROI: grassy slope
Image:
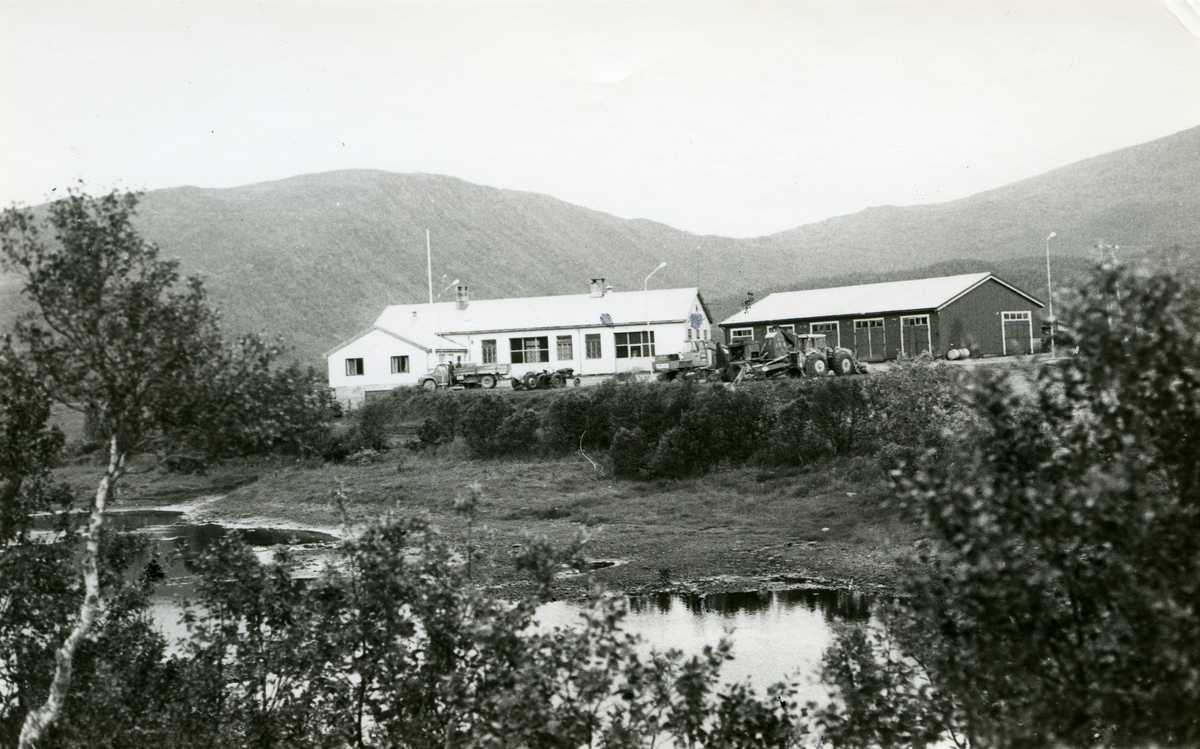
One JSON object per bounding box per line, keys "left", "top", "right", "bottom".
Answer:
{"left": 5, "top": 127, "right": 1195, "bottom": 365}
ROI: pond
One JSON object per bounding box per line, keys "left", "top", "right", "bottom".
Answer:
{"left": 31, "top": 509, "right": 878, "bottom": 702}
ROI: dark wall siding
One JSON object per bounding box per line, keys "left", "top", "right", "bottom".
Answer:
{"left": 939, "top": 279, "right": 1043, "bottom": 356}
{"left": 719, "top": 277, "right": 1043, "bottom": 358}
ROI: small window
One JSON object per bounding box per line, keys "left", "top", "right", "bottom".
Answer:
{"left": 854, "top": 319, "right": 884, "bottom": 329}
{"left": 510, "top": 336, "right": 550, "bottom": 364}
{"left": 481, "top": 339, "right": 497, "bottom": 364}
{"left": 390, "top": 355, "right": 409, "bottom": 374}
{"left": 345, "top": 358, "right": 364, "bottom": 377}
{"left": 556, "top": 335, "right": 573, "bottom": 361}
{"left": 614, "top": 331, "right": 655, "bottom": 359}
{"left": 585, "top": 334, "right": 602, "bottom": 359}
{"left": 903, "top": 315, "right": 930, "bottom": 327}
{"left": 1002, "top": 311, "right": 1031, "bottom": 321}
{"left": 767, "top": 324, "right": 795, "bottom": 335}
{"left": 730, "top": 328, "right": 754, "bottom": 340}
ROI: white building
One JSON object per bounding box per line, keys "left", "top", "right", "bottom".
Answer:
{"left": 326, "top": 278, "right": 714, "bottom": 404}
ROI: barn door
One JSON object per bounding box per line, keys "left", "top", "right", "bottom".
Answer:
{"left": 854, "top": 319, "right": 885, "bottom": 361}
{"left": 1002, "top": 311, "right": 1032, "bottom": 355}
{"left": 902, "top": 315, "right": 930, "bottom": 357}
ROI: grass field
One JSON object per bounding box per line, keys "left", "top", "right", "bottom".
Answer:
{"left": 55, "top": 433, "right": 922, "bottom": 598}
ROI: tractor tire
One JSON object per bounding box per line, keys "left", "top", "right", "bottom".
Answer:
{"left": 833, "top": 353, "right": 854, "bottom": 376}
{"left": 523, "top": 372, "right": 540, "bottom": 390}
{"left": 422, "top": 379, "right": 437, "bottom": 391}
{"left": 574, "top": 377, "right": 582, "bottom": 387}
{"left": 480, "top": 374, "right": 497, "bottom": 389}
{"left": 550, "top": 373, "right": 566, "bottom": 388}
{"left": 805, "top": 355, "right": 827, "bottom": 377}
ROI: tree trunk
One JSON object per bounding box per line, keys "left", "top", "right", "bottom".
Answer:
{"left": 18, "top": 434, "right": 123, "bottom": 749}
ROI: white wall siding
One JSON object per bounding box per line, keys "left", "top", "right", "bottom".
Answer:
{"left": 327, "top": 329, "right": 436, "bottom": 405}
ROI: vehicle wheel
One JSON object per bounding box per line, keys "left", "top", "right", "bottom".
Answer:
{"left": 480, "top": 374, "right": 496, "bottom": 389}
{"left": 573, "top": 377, "right": 581, "bottom": 387}
{"left": 551, "top": 373, "right": 565, "bottom": 388}
{"left": 805, "top": 355, "right": 827, "bottom": 377}
{"left": 422, "top": 379, "right": 437, "bottom": 391}
{"left": 523, "top": 372, "right": 540, "bottom": 390}
{"left": 511, "top": 378, "right": 523, "bottom": 390}
{"left": 833, "top": 353, "right": 853, "bottom": 376}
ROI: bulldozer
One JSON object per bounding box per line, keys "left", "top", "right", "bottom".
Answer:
{"left": 726, "top": 329, "right": 863, "bottom": 381}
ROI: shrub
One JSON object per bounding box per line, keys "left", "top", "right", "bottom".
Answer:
{"left": 544, "top": 391, "right": 609, "bottom": 453}
{"left": 460, "top": 396, "right": 515, "bottom": 457}
{"left": 495, "top": 409, "right": 541, "bottom": 456}
{"left": 610, "top": 427, "right": 650, "bottom": 478}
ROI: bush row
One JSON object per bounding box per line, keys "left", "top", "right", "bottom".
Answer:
{"left": 369, "top": 359, "right": 966, "bottom": 478}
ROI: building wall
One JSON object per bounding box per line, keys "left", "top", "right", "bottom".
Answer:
{"left": 454, "top": 320, "right": 703, "bottom": 379}
{"left": 327, "top": 329, "right": 443, "bottom": 404}
{"left": 938, "top": 280, "right": 1043, "bottom": 357}
{"left": 719, "top": 280, "right": 1042, "bottom": 360}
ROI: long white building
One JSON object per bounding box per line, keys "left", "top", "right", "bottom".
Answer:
{"left": 326, "top": 278, "right": 713, "bottom": 404}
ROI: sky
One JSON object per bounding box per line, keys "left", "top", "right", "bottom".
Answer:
{"left": 2, "top": 0, "right": 1199, "bottom": 238}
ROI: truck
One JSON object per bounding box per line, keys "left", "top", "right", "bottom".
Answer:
{"left": 417, "top": 362, "right": 510, "bottom": 390}
{"left": 653, "top": 340, "right": 730, "bottom": 382}
{"left": 727, "top": 329, "right": 863, "bottom": 381}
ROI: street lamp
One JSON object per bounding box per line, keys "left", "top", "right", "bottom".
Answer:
{"left": 644, "top": 262, "right": 667, "bottom": 357}
{"left": 1045, "top": 232, "right": 1057, "bottom": 358}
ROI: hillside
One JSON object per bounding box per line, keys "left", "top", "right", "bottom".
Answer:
{"left": 2, "top": 126, "right": 1197, "bottom": 366}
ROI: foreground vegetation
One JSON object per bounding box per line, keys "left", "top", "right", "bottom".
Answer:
{"left": 3, "top": 187, "right": 1198, "bottom": 747}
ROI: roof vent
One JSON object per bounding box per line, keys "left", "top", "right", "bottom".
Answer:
{"left": 412, "top": 311, "right": 418, "bottom": 323}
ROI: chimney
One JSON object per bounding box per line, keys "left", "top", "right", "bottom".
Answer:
{"left": 590, "top": 278, "right": 606, "bottom": 298}
{"left": 412, "top": 311, "right": 418, "bottom": 324}
{"left": 455, "top": 284, "right": 469, "bottom": 310}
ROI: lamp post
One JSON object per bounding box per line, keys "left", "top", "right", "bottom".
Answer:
{"left": 644, "top": 261, "right": 667, "bottom": 358}
{"left": 1045, "top": 232, "right": 1057, "bottom": 358}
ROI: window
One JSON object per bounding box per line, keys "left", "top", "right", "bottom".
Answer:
{"left": 854, "top": 319, "right": 884, "bottom": 329}
{"left": 345, "top": 358, "right": 364, "bottom": 376}
{"left": 390, "top": 355, "right": 409, "bottom": 374}
{"left": 481, "top": 339, "right": 497, "bottom": 364}
{"left": 903, "top": 315, "right": 930, "bottom": 327}
{"left": 510, "top": 336, "right": 549, "bottom": 364}
{"left": 585, "top": 334, "right": 602, "bottom": 359}
{"left": 557, "top": 335, "right": 573, "bottom": 360}
{"left": 810, "top": 321, "right": 839, "bottom": 346}
{"left": 767, "top": 324, "right": 795, "bottom": 335}
{"left": 1002, "top": 311, "right": 1031, "bottom": 321}
{"left": 615, "top": 331, "right": 655, "bottom": 358}
{"left": 730, "top": 328, "right": 754, "bottom": 340}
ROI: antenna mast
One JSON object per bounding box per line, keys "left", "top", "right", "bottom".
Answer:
{"left": 426, "top": 229, "right": 433, "bottom": 305}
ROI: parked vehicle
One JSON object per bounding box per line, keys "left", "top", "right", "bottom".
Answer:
{"left": 512, "top": 368, "right": 580, "bottom": 390}
{"left": 417, "top": 362, "right": 510, "bottom": 390}
{"left": 727, "top": 330, "right": 864, "bottom": 381}
{"left": 653, "top": 340, "right": 730, "bottom": 382}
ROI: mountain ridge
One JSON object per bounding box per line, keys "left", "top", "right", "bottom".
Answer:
{"left": 2, "top": 125, "right": 1196, "bottom": 366}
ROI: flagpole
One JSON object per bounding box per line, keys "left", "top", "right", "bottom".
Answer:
{"left": 426, "top": 229, "right": 434, "bottom": 305}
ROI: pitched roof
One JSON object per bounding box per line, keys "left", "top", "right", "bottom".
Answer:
{"left": 323, "top": 325, "right": 468, "bottom": 358}
{"left": 375, "top": 287, "right": 705, "bottom": 335}
{"left": 720, "top": 273, "right": 1043, "bottom": 326}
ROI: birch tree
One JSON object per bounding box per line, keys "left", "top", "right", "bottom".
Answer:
{"left": 1, "top": 188, "right": 225, "bottom": 747}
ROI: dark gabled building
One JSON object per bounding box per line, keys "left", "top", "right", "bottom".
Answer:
{"left": 717, "top": 272, "right": 1044, "bottom": 361}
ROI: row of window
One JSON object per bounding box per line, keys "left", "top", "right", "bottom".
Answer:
{"left": 485, "top": 332, "right": 653, "bottom": 364}
{"left": 730, "top": 317, "right": 927, "bottom": 341}
{"left": 345, "top": 355, "right": 410, "bottom": 377}
{"left": 344, "top": 331, "right": 661, "bottom": 377}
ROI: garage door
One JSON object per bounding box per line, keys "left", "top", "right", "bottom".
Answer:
{"left": 853, "top": 319, "right": 886, "bottom": 361}
{"left": 1002, "top": 311, "right": 1032, "bottom": 355}
{"left": 902, "top": 315, "right": 931, "bottom": 357}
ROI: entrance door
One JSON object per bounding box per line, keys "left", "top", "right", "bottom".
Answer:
{"left": 902, "top": 315, "right": 931, "bottom": 357}
{"left": 853, "top": 319, "right": 885, "bottom": 361}
{"left": 1002, "top": 311, "right": 1032, "bottom": 355}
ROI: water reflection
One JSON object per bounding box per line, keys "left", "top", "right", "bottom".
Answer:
{"left": 627, "top": 588, "right": 873, "bottom": 623}
{"left": 539, "top": 588, "right": 880, "bottom": 702}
